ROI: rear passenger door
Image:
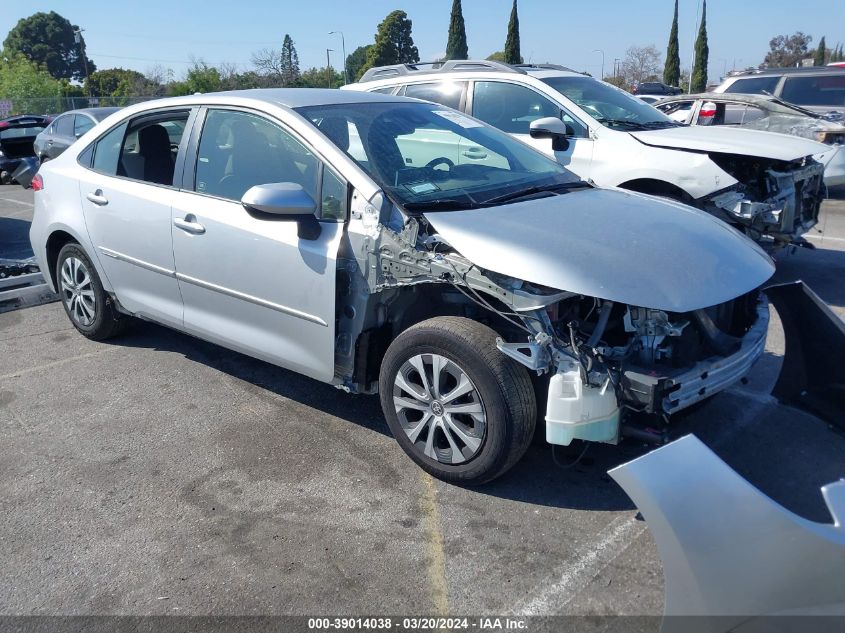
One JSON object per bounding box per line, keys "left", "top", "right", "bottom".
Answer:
{"left": 46, "top": 114, "right": 76, "bottom": 159}
{"left": 78, "top": 109, "right": 193, "bottom": 327}
{"left": 169, "top": 107, "right": 345, "bottom": 381}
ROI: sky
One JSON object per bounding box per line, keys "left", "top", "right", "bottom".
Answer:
{"left": 0, "top": 0, "right": 842, "bottom": 84}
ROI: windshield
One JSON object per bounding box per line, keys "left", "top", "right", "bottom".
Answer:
{"left": 542, "top": 76, "right": 681, "bottom": 130}
{"left": 296, "top": 101, "right": 579, "bottom": 210}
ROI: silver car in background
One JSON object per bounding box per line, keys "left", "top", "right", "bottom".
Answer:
{"left": 33, "top": 107, "right": 121, "bottom": 163}
{"left": 29, "top": 89, "right": 774, "bottom": 484}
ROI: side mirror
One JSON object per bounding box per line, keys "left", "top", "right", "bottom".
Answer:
{"left": 529, "top": 117, "right": 574, "bottom": 151}
{"left": 241, "top": 183, "right": 321, "bottom": 240}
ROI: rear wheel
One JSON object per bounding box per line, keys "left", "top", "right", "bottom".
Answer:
{"left": 379, "top": 317, "right": 536, "bottom": 485}
{"left": 57, "top": 243, "right": 128, "bottom": 340}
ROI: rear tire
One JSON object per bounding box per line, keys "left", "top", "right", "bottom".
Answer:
{"left": 379, "top": 317, "right": 536, "bottom": 485}
{"left": 56, "top": 243, "right": 129, "bottom": 340}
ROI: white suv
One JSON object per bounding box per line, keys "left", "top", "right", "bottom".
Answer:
{"left": 345, "top": 60, "right": 830, "bottom": 247}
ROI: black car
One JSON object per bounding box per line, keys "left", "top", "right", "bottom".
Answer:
{"left": 633, "top": 81, "right": 682, "bottom": 96}
{"left": 33, "top": 107, "right": 121, "bottom": 162}
{"left": 0, "top": 115, "right": 51, "bottom": 184}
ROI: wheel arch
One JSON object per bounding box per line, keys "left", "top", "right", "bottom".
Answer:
{"left": 618, "top": 178, "right": 695, "bottom": 203}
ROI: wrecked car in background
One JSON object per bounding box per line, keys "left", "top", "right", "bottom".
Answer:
{"left": 31, "top": 89, "right": 780, "bottom": 485}
{"left": 346, "top": 60, "right": 830, "bottom": 248}
{"left": 656, "top": 92, "right": 845, "bottom": 188}
{"left": 0, "top": 114, "right": 50, "bottom": 184}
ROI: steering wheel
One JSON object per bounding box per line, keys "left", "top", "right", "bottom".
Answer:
{"left": 425, "top": 156, "right": 455, "bottom": 171}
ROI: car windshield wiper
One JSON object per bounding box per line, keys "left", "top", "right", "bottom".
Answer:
{"left": 595, "top": 118, "right": 646, "bottom": 129}
{"left": 482, "top": 181, "right": 588, "bottom": 206}
{"left": 402, "top": 198, "right": 477, "bottom": 211}
{"left": 636, "top": 120, "right": 685, "bottom": 129}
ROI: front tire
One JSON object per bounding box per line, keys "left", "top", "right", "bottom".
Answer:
{"left": 379, "top": 317, "right": 536, "bottom": 485}
{"left": 57, "top": 243, "right": 128, "bottom": 340}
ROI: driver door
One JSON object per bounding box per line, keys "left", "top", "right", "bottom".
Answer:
{"left": 470, "top": 80, "right": 593, "bottom": 178}
{"left": 169, "top": 107, "right": 344, "bottom": 382}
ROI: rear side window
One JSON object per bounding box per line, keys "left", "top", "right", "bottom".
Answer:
{"left": 74, "top": 115, "right": 95, "bottom": 137}
{"left": 370, "top": 86, "right": 397, "bottom": 95}
{"left": 55, "top": 115, "right": 74, "bottom": 137}
{"left": 401, "top": 81, "right": 467, "bottom": 110}
{"left": 92, "top": 123, "right": 128, "bottom": 174}
{"left": 781, "top": 75, "right": 845, "bottom": 107}
{"left": 722, "top": 76, "right": 780, "bottom": 95}
{"left": 89, "top": 111, "right": 188, "bottom": 185}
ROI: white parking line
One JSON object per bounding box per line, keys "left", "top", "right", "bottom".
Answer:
{"left": 510, "top": 515, "right": 646, "bottom": 616}
{"left": 0, "top": 197, "right": 34, "bottom": 207}
{"left": 805, "top": 233, "right": 845, "bottom": 243}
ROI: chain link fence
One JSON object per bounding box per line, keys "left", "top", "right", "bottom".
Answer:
{"left": 0, "top": 96, "right": 161, "bottom": 117}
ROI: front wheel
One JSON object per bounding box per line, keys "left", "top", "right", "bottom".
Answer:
{"left": 379, "top": 317, "right": 536, "bottom": 485}
{"left": 57, "top": 243, "right": 128, "bottom": 340}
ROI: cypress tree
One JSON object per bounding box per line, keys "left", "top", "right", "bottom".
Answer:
{"left": 690, "top": 0, "right": 709, "bottom": 92}
{"left": 663, "top": 0, "right": 680, "bottom": 86}
{"left": 503, "top": 0, "right": 522, "bottom": 65}
{"left": 445, "top": 0, "right": 469, "bottom": 60}
{"left": 814, "top": 36, "right": 827, "bottom": 66}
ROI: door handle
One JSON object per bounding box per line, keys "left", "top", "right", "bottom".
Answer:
{"left": 173, "top": 216, "right": 206, "bottom": 235}
{"left": 47, "top": 140, "right": 54, "bottom": 145}
{"left": 86, "top": 190, "right": 108, "bottom": 206}
{"left": 462, "top": 148, "right": 488, "bottom": 160}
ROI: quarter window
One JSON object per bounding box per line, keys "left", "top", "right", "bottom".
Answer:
{"left": 401, "top": 81, "right": 467, "bottom": 110}
{"left": 195, "top": 109, "right": 320, "bottom": 204}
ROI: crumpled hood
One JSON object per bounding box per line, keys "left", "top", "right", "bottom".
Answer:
{"left": 424, "top": 188, "right": 775, "bottom": 313}
{"left": 630, "top": 125, "right": 828, "bottom": 161}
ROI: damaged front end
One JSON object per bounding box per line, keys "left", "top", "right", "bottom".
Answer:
{"left": 704, "top": 152, "right": 824, "bottom": 248}
{"left": 505, "top": 288, "right": 769, "bottom": 446}
{"left": 336, "top": 186, "right": 778, "bottom": 449}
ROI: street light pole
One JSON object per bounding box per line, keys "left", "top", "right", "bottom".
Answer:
{"left": 592, "top": 49, "right": 605, "bottom": 80}
{"left": 326, "top": 49, "right": 334, "bottom": 88}
{"left": 74, "top": 28, "right": 91, "bottom": 100}
{"left": 329, "top": 31, "right": 348, "bottom": 84}
{"left": 688, "top": 0, "right": 702, "bottom": 92}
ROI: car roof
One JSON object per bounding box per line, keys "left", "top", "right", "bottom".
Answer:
{"left": 354, "top": 59, "right": 585, "bottom": 85}
{"left": 728, "top": 66, "right": 844, "bottom": 77}
{"left": 661, "top": 92, "right": 775, "bottom": 105}
{"left": 59, "top": 107, "right": 122, "bottom": 120}
{"left": 205, "top": 88, "right": 412, "bottom": 108}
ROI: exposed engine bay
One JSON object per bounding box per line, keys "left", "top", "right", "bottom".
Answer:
{"left": 704, "top": 152, "right": 824, "bottom": 247}
{"left": 334, "top": 190, "right": 771, "bottom": 447}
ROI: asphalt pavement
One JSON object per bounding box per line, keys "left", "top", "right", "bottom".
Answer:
{"left": 1, "top": 184, "right": 844, "bottom": 620}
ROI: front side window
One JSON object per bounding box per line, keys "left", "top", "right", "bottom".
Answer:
{"left": 296, "top": 101, "right": 576, "bottom": 210}
{"left": 401, "top": 81, "right": 467, "bottom": 110}
{"left": 542, "top": 76, "right": 679, "bottom": 130}
{"left": 472, "top": 81, "right": 564, "bottom": 135}
{"left": 195, "top": 109, "right": 320, "bottom": 203}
